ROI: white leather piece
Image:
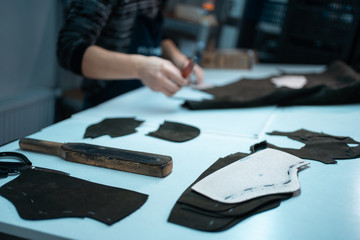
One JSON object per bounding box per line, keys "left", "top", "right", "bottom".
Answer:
{"left": 191, "top": 148, "right": 309, "bottom": 204}
{"left": 271, "top": 75, "right": 307, "bottom": 89}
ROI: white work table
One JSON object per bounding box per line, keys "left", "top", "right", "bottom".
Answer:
{"left": 1, "top": 64, "right": 360, "bottom": 240}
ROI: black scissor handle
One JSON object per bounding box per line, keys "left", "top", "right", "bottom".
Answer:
{"left": 0, "top": 152, "right": 32, "bottom": 178}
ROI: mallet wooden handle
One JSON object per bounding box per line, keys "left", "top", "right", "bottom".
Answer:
{"left": 19, "top": 138, "right": 173, "bottom": 178}
{"left": 19, "top": 138, "right": 65, "bottom": 158}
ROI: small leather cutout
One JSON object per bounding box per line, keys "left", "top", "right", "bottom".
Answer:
{"left": 147, "top": 120, "right": 200, "bottom": 142}
{"left": 83, "top": 117, "right": 144, "bottom": 138}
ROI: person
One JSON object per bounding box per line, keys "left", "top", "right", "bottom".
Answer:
{"left": 57, "top": 0, "right": 204, "bottom": 108}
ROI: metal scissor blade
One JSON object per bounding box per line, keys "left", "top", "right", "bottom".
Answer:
{"left": 31, "top": 166, "right": 70, "bottom": 175}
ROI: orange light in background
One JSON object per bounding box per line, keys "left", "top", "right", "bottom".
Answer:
{"left": 202, "top": 0, "right": 215, "bottom": 11}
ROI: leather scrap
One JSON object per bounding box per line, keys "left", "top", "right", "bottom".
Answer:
{"left": 83, "top": 117, "right": 144, "bottom": 138}
{"left": 183, "top": 61, "right": 360, "bottom": 110}
{"left": 147, "top": 120, "right": 200, "bottom": 142}
{"left": 251, "top": 129, "right": 360, "bottom": 164}
{"left": 0, "top": 168, "right": 148, "bottom": 225}
{"left": 267, "top": 129, "right": 359, "bottom": 144}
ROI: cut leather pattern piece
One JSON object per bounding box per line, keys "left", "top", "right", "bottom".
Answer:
{"left": 252, "top": 129, "right": 360, "bottom": 164}
{"left": 178, "top": 188, "right": 291, "bottom": 216}
{"left": 0, "top": 168, "right": 148, "bottom": 225}
{"left": 168, "top": 152, "right": 292, "bottom": 232}
{"left": 83, "top": 117, "right": 144, "bottom": 138}
{"left": 178, "top": 153, "right": 291, "bottom": 214}
{"left": 147, "top": 120, "right": 200, "bottom": 142}
{"left": 267, "top": 129, "right": 359, "bottom": 144}
{"left": 192, "top": 149, "right": 309, "bottom": 204}
{"left": 169, "top": 199, "right": 283, "bottom": 232}
{"left": 183, "top": 61, "right": 360, "bottom": 110}
{"left": 253, "top": 141, "right": 360, "bottom": 164}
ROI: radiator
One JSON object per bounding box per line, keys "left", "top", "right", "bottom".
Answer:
{"left": 0, "top": 88, "right": 55, "bottom": 146}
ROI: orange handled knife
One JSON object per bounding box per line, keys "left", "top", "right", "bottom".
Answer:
{"left": 182, "top": 56, "right": 196, "bottom": 79}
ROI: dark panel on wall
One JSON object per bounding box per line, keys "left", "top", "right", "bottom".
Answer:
{"left": 277, "top": 0, "right": 360, "bottom": 64}
{"left": 238, "top": 0, "right": 360, "bottom": 65}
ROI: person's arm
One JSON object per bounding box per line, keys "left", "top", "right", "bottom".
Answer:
{"left": 81, "top": 45, "right": 187, "bottom": 96}
{"left": 57, "top": 0, "right": 113, "bottom": 76}
{"left": 57, "top": 1, "right": 187, "bottom": 97}
{"left": 161, "top": 39, "right": 204, "bottom": 84}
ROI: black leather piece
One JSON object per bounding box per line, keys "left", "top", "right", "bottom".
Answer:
{"left": 147, "top": 121, "right": 200, "bottom": 142}
{"left": 83, "top": 117, "right": 144, "bottom": 138}
{"left": 168, "top": 200, "right": 282, "bottom": 232}
{"left": 0, "top": 169, "right": 148, "bottom": 225}
{"left": 251, "top": 129, "right": 360, "bottom": 164}
{"left": 168, "top": 152, "right": 292, "bottom": 231}
{"left": 267, "top": 129, "right": 359, "bottom": 144}
{"left": 183, "top": 61, "right": 360, "bottom": 110}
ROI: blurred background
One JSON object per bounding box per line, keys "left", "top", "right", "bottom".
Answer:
{"left": 0, "top": 0, "right": 359, "bottom": 146}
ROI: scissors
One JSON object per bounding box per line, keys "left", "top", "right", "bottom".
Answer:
{"left": 0, "top": 151, "right": 68, "bottom": 178}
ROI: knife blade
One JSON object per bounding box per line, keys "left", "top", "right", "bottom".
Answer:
{"left": 19, "top": 138, "right": 173, "bottom": 177}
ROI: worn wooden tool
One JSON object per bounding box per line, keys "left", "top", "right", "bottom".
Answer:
{"left": 19, "top": 138, "right": 173, "bottom": 178}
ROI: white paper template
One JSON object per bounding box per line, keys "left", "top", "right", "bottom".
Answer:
{"left": 191, "top": 148, "right": 309, "bottom": 204}
{"left": 271, "top": 75, "right": 308, "bottom": 89}
{"left": 172, "top": 86, "right": 214, "bottom": 101}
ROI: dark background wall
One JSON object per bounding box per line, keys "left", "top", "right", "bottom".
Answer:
{"left": 236, "top": 0, "right": 360, "bottom": 68}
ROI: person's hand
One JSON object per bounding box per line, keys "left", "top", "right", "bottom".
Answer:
{"left": 160, "top": 39, "right": 204, "bottom": 85}
{"left": 172, "top": 56, "right": 204, "bottom": 85}
{"left": 136, "top": 56, "right": 187, "bottom": 97}
{"left": 187, "top": 60, "right": 204, "bottom": 85}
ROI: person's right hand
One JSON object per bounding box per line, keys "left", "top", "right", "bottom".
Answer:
{"left": 136, "top": 56, "right": 187, "bottom": 97}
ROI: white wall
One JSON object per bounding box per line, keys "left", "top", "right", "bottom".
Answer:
{"left": 0, "top": 0, "right": 81, "bottom": 145}
{"left": 0, "top": 0, "right": 60, "bottom": 97}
